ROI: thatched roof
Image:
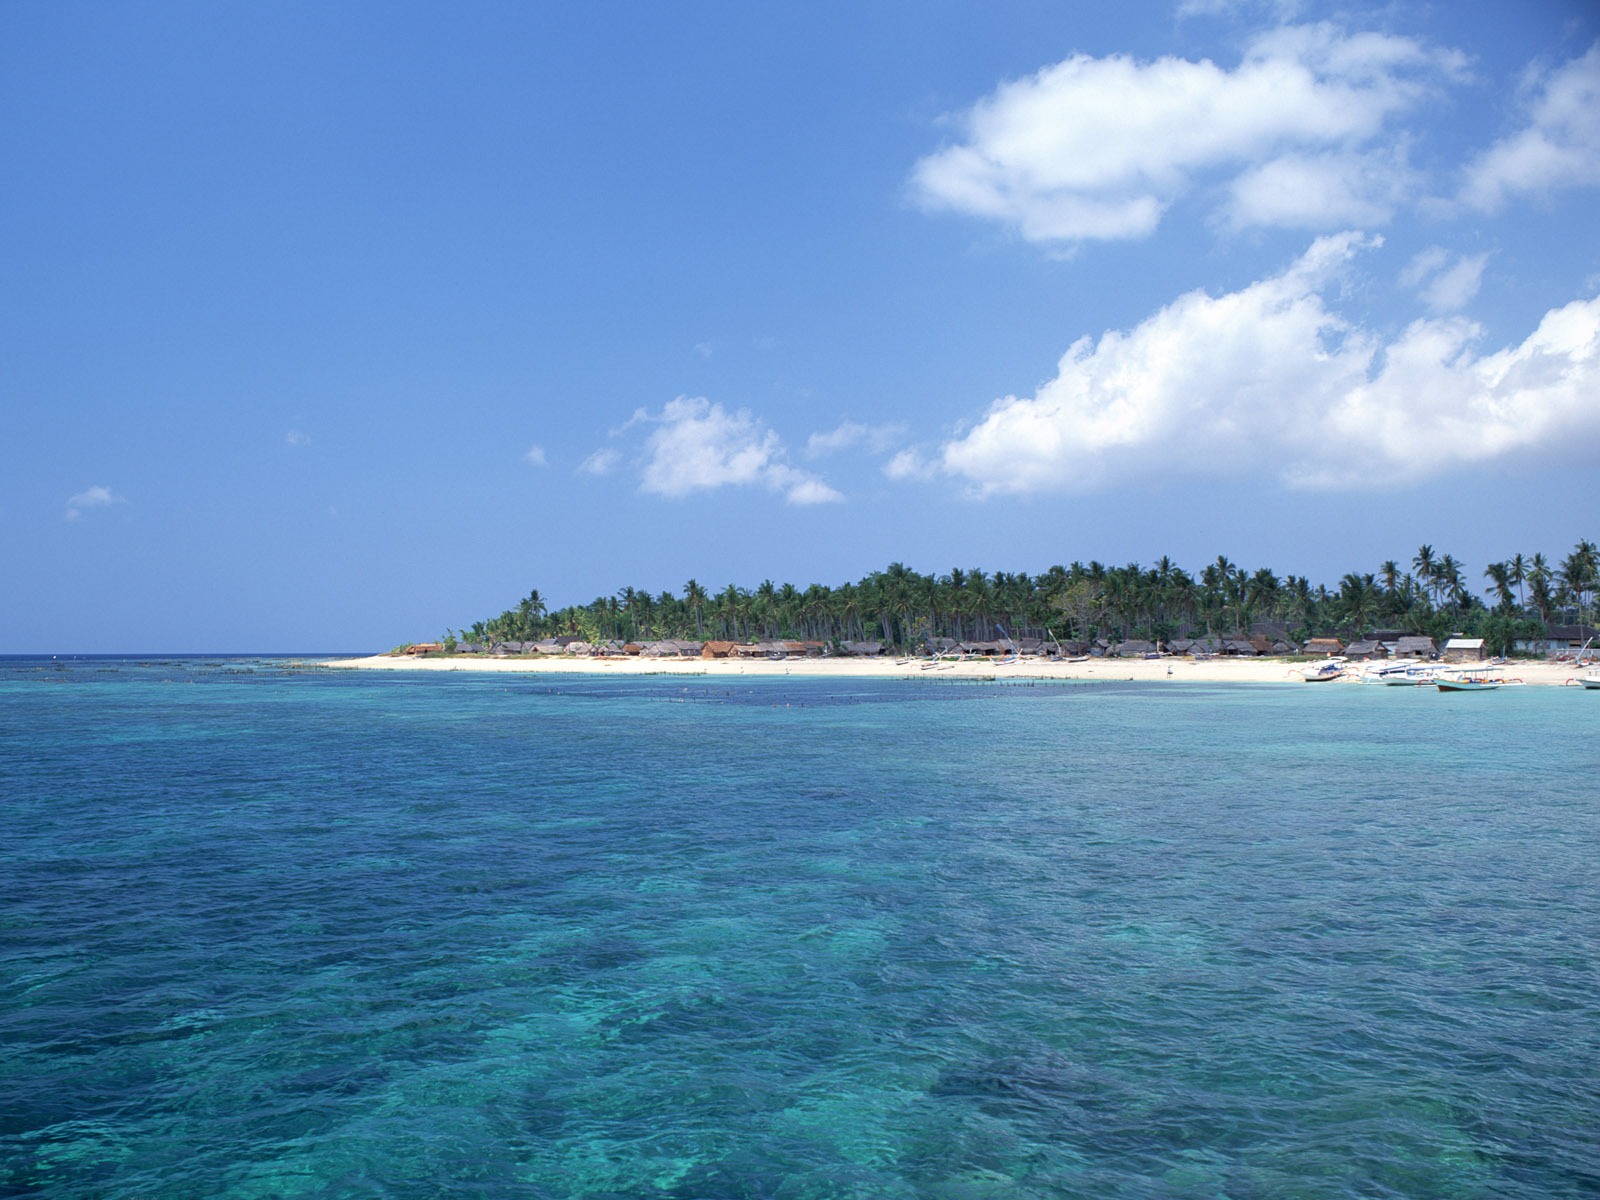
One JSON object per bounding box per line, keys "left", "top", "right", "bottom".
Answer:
{"left": 839, "top": 641, "right": 885, "bottom": 656}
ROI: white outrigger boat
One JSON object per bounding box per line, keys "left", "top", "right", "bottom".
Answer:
{"left": 1359, "top": 661, "right": 1434, "bottom": 686}
{"left": 1301, "top": 657, "right": 1347, "bottom": 682}
{"left": 1435, "top": 668, "right": 1524, "bottom": 692}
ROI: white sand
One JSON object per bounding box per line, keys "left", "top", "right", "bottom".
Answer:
{"left": 316, "top": 653, "right": 1590, "bottom": 687}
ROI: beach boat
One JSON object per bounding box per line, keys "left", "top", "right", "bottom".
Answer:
{"left": 1577, "top": 672, "right": 1600, "bottom": 690}
{"left": 1301, "top": 658, "right": 1347, "bottom": 682}
{"left": 1435, "top": 669, "right": 1524, "bottom": 692}
{"left": 1383, "top": 670, "right": 1433, "bottom": 686}
{"left": 1359, "top": 661, "right": 1427, "bottom": 685}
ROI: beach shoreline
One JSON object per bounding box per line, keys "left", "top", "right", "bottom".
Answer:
{"left": 315, "top": 653, "right": 1590, "bottom": 687}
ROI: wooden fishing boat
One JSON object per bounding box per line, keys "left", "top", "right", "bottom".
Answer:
{"left": 1435, "top": 670, "right": 1523, "bottom": 692}
{"left": 1301, "top": 658, "right": 1346, "bottom": 682}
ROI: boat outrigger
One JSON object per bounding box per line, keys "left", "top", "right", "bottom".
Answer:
{"left": 1300, "top": 657, "right": 1347, "bottom": 682}
{"left": 1435, "top": 668, "right": 1524, "bottom": 692}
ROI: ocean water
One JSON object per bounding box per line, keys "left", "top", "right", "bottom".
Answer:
{"left": 2, "top": 657, "right": 1597, "bottom": 1200}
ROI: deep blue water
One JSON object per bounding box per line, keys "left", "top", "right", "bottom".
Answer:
{"left": 2, "top": 657, "right": 1597, "bottom": 1199}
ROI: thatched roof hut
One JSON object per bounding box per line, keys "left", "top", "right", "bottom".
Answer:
{"left": 1394, "top": 636, "right": 1436, "bottom": 659}
{"left": 839, "top": 641, "right": 885, "bottom": 656}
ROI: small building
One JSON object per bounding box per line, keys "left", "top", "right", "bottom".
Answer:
{"left": 701, "top": 641, "right": 738, "bottom": 658}
{"left": 403, "top": 642, "right": 443, "bottom": 656}
{"left": 839, "top": 641, "right": 885, "bottom": 657}
{"left": 1442, "top": 637, "right": 1487, "bottom": 662}
{"left": 1344, "top": 640, "right": 1384, "bottom": 660}
{"left": 1393, "top": 636, "right": 1437, "bottom": 659}
{"left": 643, "top": 639, "right": 702, "bottom": 657}
{"left": 1303, "top": 637, "right": 1344, "bottom": 657}
{"left": 1114, "top": 639, "right": 1159, "bottom": 657}
{"left": 1516, "top": 624, "right": 1600, "bottom": 657}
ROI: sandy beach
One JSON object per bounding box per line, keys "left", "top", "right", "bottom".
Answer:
{"left": 318, "top": 653, "right": 1591, "bottom": 687}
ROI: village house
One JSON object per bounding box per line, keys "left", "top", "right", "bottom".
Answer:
{"left": 1442, "top": 637, "right": 1487, "bottom": 662}
{"left": 838, "top": 641, "right": 885, "bottom": 656}
{"left": 1515, "top": 624, "right": 1599, "bottom": 657}
{"left": 1393, "top": 636, "right": 1437, "bottom": 659}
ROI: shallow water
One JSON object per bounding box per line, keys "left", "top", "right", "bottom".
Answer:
{"left": 2, "top": 659, "right": 1597, "bottom": 1198}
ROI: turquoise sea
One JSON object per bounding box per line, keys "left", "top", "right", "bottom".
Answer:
{"left": 2, "top": 657, "right": 1597, "bottom": 1199}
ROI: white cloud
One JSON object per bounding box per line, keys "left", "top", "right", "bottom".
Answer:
{"left": 1178, "top": 0, "right": 1304, "bottom": 18}
{"left": 911, "top": 23, "right": 1462, "bottom": 244}
{"left": 286, "top": 430, "right": 310, "bottom": 446}
{"left": 524, "top": 444, "right": 548, "bottom": 468}
{"left": 65, "top": 485, "right": 125, "bottom": 520}
{"left": 694, "top": 342, "right": 714, "bottom": 359}
{"left": 1401, "top": 247, "right": 1488, "bottom": 313}
{"left": 634, "top": 396, "right": 842, "bottom": 505}
{"left": 883, "top": 449, "right": 937, "bottom": 482}
{"left": 1226, "top": 147, "right": 1413, "bottom": 230}
{"left": 927, "top": 232, "right": 1600, "bottom": 494}
{"left": 1461, "top": 43, "right": 1600, "bottom": 212}
{"left": 577, "top": 447, "right": 620, "bottom": 477}
{"left": 804, "top": 420, "right": 909, "bottom": 458}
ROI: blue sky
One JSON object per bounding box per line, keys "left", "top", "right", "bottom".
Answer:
{"left": 4, "top": 0, "right": 1598, "bottom": 651}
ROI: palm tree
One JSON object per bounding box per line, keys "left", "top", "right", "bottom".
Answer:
{"left": 1436, "top": 554, "right": 1466, "bottom": 613}
{"left": 1483, "top": 561, "right": 1514, "bottom": 611}
{"left": 1508, "top": 553, "right": 1528, "bottom": 611}
{"left": 1413, "top": 545, "right": 1437, "bottom": 606}
{"left": 1335, "top": 572, "right": 1379, "bottom": 633}
{"left": 1560, "top": 540, "right": 1599, "bottom": 627}
{"left": 683, "top": 578, "right": 708, "bottom": 637}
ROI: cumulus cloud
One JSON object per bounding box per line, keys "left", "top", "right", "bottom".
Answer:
{"left": 928, "top": 232, "right": 1600, "bottom": 493}
{"left": 883, "top": 449, "right": 938, "bottom": 482}
{"left": 804, "top": 420, "right": 909, "bottom": 459}
{"left": 629, "top": 397, "right": 842, "bottom": 505}
{"left": 65, "top": 485, "right": 125, "bottom": 520}
{"left": 524, "top": 444, "right": 548, "bottom": 467}
{"left": 286, "top": 430, "right": 310, "bottom": 446}
{"left": 577, "top": 447, "right": 620, "bottom": 477}
{"left": 1460, "top": 42, "right": 1600, "bottom": 212}
{"left": 911, "top": 23, "right": 1462, "bottom": 243}
{"left": 1400, "top": 247, "right": 1488, "bottom": 312}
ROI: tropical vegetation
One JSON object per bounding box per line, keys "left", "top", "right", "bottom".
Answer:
{"left": 456, "top": 540, "right": 1599, "bottom": 658}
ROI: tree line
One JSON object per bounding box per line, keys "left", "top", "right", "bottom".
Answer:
{"left": 456, "top": 540, "right": 1599, "bottom": 657}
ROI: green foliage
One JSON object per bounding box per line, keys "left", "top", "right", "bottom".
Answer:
{"left": 447, "top": 539, "right": 1594, "bottom": 654}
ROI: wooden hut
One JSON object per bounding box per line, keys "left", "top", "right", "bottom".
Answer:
{"left": 1394, "top": 636, "right": 1437, "bottom": 659}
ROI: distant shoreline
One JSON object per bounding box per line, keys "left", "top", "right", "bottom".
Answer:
{"left": 318, "top": 653, "right": 1591, "bottom": 687}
